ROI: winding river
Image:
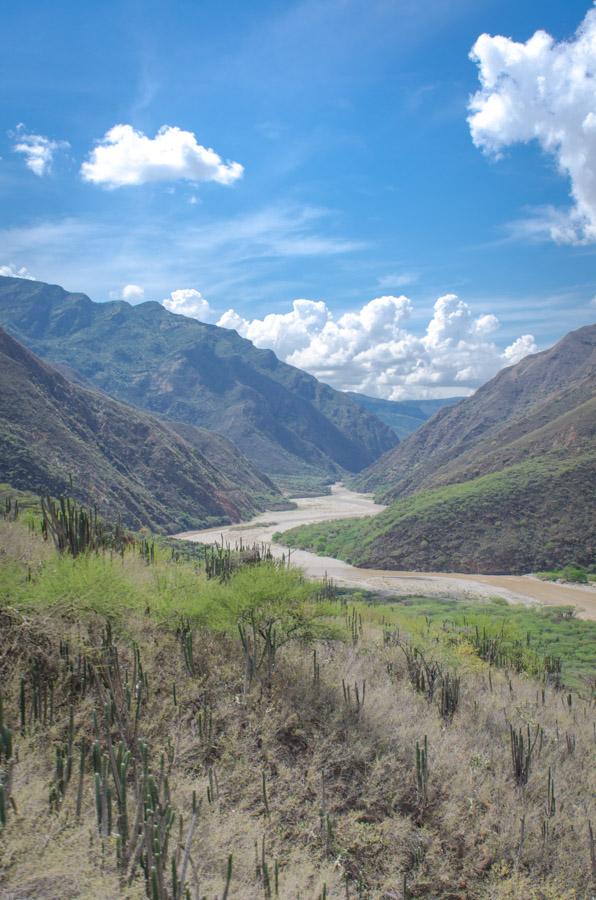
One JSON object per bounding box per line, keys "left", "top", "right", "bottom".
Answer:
{"left": 176, "top": 483, "right": 596, "bottom": 620}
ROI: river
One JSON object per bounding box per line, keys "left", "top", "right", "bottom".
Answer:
{"left": 176, "top": 483, "right": 596, "bottom": 620}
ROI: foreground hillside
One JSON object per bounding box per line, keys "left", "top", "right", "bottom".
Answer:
{"left": 0, "top": 329, "right": 280, "bottom": 531}
{"left": 283, "top": 325, "right": 596, "bottom": 574}
{"left": 0, "top": 276, "right": 396, "bottom": 477}
{"left": 1, "top": 512, "right": 595, "bottom": 899}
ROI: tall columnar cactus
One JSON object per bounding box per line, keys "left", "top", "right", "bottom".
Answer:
{"left": 416, "top": 736, "right": 429, "bottom": 803}
{"left": 510, "top": 724, "right": 539, "bottom": 786}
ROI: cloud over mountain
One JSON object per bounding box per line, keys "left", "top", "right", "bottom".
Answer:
{"left": 162, "top": 289, "right": 217, "bottom": 322}
{"left": 81, "top": 125, "right": 244, "bottom": 188}
{"left": 468, "top": 6, "right": 596, "bottom": 244}
{"left": 215, "top": 293, "right": 537, "bottom": 399}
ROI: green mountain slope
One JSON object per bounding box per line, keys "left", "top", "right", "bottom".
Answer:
{"left": 0, "top": 277, "right": 397, "bottom": 477}
{"left": 280, "top": 452, "right": 596, "bottom": 573}
{"left": 279, "top": 324, "right": 596, "bottom": 573}
{"left": 346, "top": 393, "right": 462, "bottom": 439}
{"left": 0, "top": 328, "right": 281, "bottom": 532}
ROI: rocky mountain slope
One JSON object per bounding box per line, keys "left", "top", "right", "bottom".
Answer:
{"left": 0, "top": 328, "right": 281, "bottom": 531}
{"left": 281, "top": 324, "right": 596, "bottom": 573}
{"left": 0, "top": 277, "right": 397, "bottom": 477}
{"left": 356, "top": 323, "right": 596, "bottom": 499}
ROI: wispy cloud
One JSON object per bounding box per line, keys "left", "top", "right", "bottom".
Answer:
{"left": 0, "top": 204, "right": 365, "bottom": 302}
{"left": 11, "top": 124, "right": 69, "bottom": 176}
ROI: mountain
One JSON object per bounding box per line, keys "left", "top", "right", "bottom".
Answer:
{"left": 345, "top": 393, "right": 462, "bottom": 439}
{"left": 280, "top": 324, "right": 596, "bottom": 574}
{"left": 356, "top": 323, "right": 596, "bottom": 499}
{"left": 0, "top": 277, "right": 397, "bottom": 477}
{"left": 0, "top": 328, "right": 282, "bottom": 532}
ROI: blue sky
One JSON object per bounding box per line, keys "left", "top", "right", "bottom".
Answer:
{"left": 1, "top": 0, "right": 595, "bottom": 397}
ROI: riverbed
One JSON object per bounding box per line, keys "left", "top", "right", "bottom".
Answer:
{"left": 176, "top": 483, "right": 596, "bottom": 620}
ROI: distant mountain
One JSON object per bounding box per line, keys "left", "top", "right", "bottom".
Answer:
{"left": 0, "top": 277, "right": 397, "bottom": 477}
{"left": 280, "top": 324, "right": 596, "bottom": 574}
{"left": 346, "top": 393, "right": 462, "bottom": 439}
{"left": 0, "top": 328, "right": 281, "bottom": 532}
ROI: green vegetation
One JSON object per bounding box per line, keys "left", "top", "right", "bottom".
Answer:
{"left": 277, "top": 451, "right": 596, "bottom": 574}
{"left": 536, "top": 564, "right": 596, "bottom": 585}
{"left": 272, "top": 473, "right": 335, "bottom": 498}
{"left": 1, "top": 505, "right": 595, "bottom": 897}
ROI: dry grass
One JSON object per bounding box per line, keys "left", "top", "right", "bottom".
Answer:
{"left": 0, "top": 524, "right": 595, "bottom": 899}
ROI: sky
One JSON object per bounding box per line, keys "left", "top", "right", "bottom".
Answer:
{"left": 1, "top": 0, "right": 595, "bottom": 398}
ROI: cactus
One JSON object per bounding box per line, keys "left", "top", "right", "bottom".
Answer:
{"left": 0, "top": 697, "right": 13, "bottom": 762}
{"left": 439, "top": 674, "right": 460, "bottom": 721}
{"left": 510, "top": 724, "right": 539, "bottom": 786}
{"left": 416, "top": 736, "right": 429, "bottom": 803}
{"left": 262, "top": 770, "right": 270, "bottom": 818}
{"left": 546, "top": 767, "right": 556, "bottom": 817}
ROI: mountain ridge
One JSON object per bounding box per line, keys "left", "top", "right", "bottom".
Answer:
{"left": 0, "top": 328, "right": 281, "bottom": 531}
{"left": 0, "top": 277, "right": 397, "bottom": 477}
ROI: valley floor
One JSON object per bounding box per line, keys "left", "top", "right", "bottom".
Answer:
{"left": 177, "top": 483, "right": 596, "bottom": 621}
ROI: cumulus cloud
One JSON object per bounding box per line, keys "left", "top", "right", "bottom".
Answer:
{"left": 121, "top": 284, "right": 145, "bottom": 302}
{"left": 215, "top": 293, "right": 536, "bottom": 399}
{"left": 0, "top": 263, "right": 36, "bottom": 280}
{"left": 162, "top": 288, "right": 217, "bottom": 323}
{"left": 502, "top": 334, "right": 539, "bottom": 365}
{"left": 11, "top": 124, "right": 69, "bottom": 176}
{"left": 468, "top": 6, "right": 596, "bottom": 243}
{"left": 81, "top": 124, "right": 244, "bottom": 188}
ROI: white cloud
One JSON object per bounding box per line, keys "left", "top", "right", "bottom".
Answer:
{"left": 468, "top": 7, "right": 596, "bottom": 244}
{"left": 81, "top": 124, "right": 244, "bottom": 188}
{"left": 11, "top": 124, "right": 69, "bottom": 176}
{"left": 0, "top": 263, "right": 36, "bottom": 280}
{"left": 502, "top": 334, "right": 539, "bottom": 365}
{"left": 162, "top": 288, "right": 217, "bottom": 323}
{"left": 215, "top": 292, "right": 536, "bottom": 399}
{"left": 121, "top": 284, "right": 145, "bottom": 302}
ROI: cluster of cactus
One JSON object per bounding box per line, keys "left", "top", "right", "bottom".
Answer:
{"left": 205, "top": 538, "right": 274, "bottom": 581}
{"left": 397, "top": 640, "right": 461, "bottom": 721}
{"left": 238, "top": 612, "right": 279, "bottom": 691}
{"left": 342, "top": 679, "right": 366, "bottom": 716}
{"left": 139, "top": 538, "right": 156, "bottom": 565}
{"left": 544, "top": 655, "right": 563, "bottom": 690}
{"left": 345, "top": 606, "right": 363, "bottom": 646}
{"left": 399, "top": 642, "right": 441, "bottom": 703}
{"left": 3, "top": 495, "right": 19, "bottom": 521}
{"left": 439, "top": 674, "right": 461, "bottom": 722}
{"left": 20, "top": 662, "right": 56, "bottom": 732}
{"left": 41, "top": 495, "right": 128, "bottom": 557}
{"left": 510, "top": 723, "right": 540, "bottom": 786}
{"left": 313, "top": 573, "right": 337, "bottom": 603}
